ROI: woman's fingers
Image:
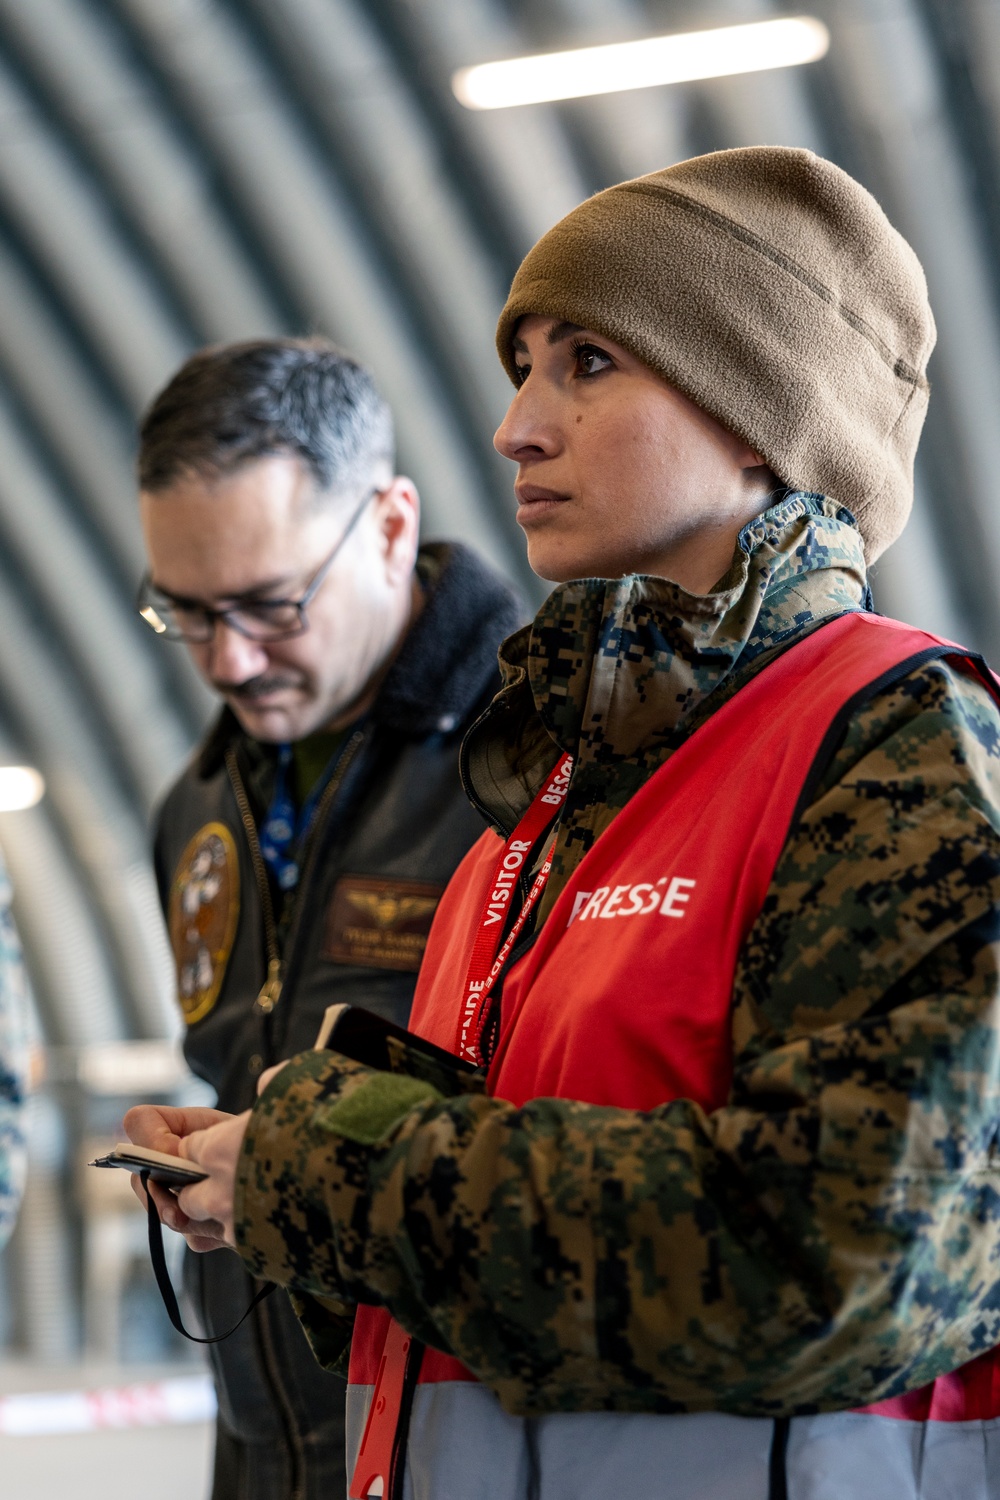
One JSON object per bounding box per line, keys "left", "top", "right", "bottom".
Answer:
{"left": 176, "top": 1175, "right": 233, "bottom": 1244}
{"left": 256, "top": 1060, "right": 289, "bottom": 1096}
{"left": 182, "top": 1221, "right": 230, "bottom": 1254}
{"left": 128, "top": 1170, "right": 228, "bottom": 1252}
{"left": 123, "top": 1103, "right": 234, "bottom": 1154}
{"left": 123, "top": 1104, "right": 182, "bottom": 1155}
{"left": 175, "top": 1111, "right": 252, "bottom": 1249}
{"left": 123, "top": 1109, "right": 250, "bottom": 1254}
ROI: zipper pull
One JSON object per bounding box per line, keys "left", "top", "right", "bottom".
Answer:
{"left": 256, "top": 957, "right": 283, "bottom": 1014}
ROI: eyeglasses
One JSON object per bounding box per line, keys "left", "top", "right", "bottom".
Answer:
{"left": 137, "top": 486, "right": 378, "bottom": 644}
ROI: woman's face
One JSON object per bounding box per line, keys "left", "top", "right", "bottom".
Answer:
{"left": 493, "top": 315, "right": 774, "bottom": 590}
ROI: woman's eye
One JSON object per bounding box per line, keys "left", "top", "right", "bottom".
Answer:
{"left": 574, "top": 343, "right": 613, "bottom": 377}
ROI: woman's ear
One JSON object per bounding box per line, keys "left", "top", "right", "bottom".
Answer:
{"left": 742, "top": 451, "right": 780, "bottom": 497}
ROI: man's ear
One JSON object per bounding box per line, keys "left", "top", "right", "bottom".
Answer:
{"left": 376, "top": 476, "right": 420, "bottom": 584}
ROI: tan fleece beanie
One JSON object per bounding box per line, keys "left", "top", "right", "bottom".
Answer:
{"left": 496, "top": 147, "right": 935, "bottom": 561}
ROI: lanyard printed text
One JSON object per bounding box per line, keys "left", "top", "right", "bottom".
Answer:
{"left": 458, "top": 755, "right": 573, "bottom": 1064}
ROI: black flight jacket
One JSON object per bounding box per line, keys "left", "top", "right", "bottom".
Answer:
{"left": 152, "top": 542, "right": 522, "bottom": 1500}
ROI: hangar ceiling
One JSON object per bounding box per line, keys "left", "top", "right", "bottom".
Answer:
{"left": 0, "top": 0, "right": 994, "bottom": 1057}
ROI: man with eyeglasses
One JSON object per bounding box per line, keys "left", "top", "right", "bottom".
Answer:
{"left": 133, "top": 337, "right": 521, "bottom": 1500}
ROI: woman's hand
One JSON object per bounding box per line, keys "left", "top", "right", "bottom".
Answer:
{"left": 174, "top": 1110, "right": 252, "bottom": 1250}
{"left": 123, "top": 1060, "right": 290, "bottom": 1252}
{"left": 123, "top": 1102, "right": 248, "bottom": 1253}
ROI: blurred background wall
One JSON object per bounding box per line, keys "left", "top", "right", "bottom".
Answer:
{"left": 0, "top": 0, "right": 996, "bottom": 1362}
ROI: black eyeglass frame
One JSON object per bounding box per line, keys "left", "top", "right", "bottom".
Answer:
{"left": 137, "top": 485, "right": 379, "bottom": 644}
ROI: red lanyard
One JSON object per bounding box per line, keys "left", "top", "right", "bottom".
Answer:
{"left": 457, "top": 754, "right": 573, "bottom": 1065}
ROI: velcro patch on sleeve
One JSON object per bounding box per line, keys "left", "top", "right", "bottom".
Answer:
{"left": 323, "top": 876, "right": 442, "bottom": 973}
{"left": 316, "top": 1072, "right": 442, "bottom": 1145}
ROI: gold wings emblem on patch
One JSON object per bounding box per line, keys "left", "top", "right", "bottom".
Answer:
{"left": 346, "top": 890, "right": 439, "bottom": 929}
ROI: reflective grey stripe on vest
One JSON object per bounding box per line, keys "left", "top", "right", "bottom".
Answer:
{"left": 788, "top": 1411, "right": 1000, "bottom": 1499}
{"left": 347, "top": 1381, "right": 1000, "bottom": 1499}
{"left": 348, "top": 1382, "right": 770, "bottom": 1499}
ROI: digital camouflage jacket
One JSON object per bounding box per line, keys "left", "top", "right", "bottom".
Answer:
{"left": 233, "top": 494, "right": 1000, "bottom": 1427}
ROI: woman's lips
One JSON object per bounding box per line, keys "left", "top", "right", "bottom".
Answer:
{"left": 515, "top": 484, "right": 571, "bottom": 523}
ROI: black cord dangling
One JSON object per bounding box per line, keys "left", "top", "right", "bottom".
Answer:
{"left": 141, "top": 1170, "right": 276, "bottom": 1343}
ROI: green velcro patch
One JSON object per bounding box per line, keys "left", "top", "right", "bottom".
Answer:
{"left": 315, "top": 1073, "right": 443, "bottom": 1145}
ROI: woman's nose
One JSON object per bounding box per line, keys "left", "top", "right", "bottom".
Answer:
{"left": 493, "top": 381, "right": 559, "bottom": 463}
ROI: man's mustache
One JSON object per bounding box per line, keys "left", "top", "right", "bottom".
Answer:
{"left": 217, "top": 674, "right": 303, "bottom": 701}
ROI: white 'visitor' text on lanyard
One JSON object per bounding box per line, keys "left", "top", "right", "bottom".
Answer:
{"left": 457, "top": 754, "right": 573, "bottom": 1065}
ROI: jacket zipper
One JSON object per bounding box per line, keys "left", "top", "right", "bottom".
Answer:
{"left": 276, "top": 725, "right": 367, "bottom": 995}
{"left": 225, "top": 745, "right": 283, "bottom": 1014}
{"left": 224, "top": 728, "right": 366, "bottom": 1498}
{"left": 255, "top": 1284, "right": 305, "bottom": 1500}
{"left": 225, "top": 727, "right": 366, "bottom": 1014}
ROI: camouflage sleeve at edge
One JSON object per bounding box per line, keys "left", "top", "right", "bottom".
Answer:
{"left": 235, "top": 660, "right": 1000, "bottom": 1419}
{"left": 287, "top": 1292, "right": 356, "bottom": 1377}
{"left": 0, "top": 860, "right": 29, "bottom": 1251}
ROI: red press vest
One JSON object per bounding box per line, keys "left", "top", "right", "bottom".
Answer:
{"left": 348, "top": 612, "right": 1000, "bottom": 1496}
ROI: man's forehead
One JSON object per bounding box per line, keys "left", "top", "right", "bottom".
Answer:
{"left": 142, "top": 451, "right": 315, "bottom": 513}
{"left": 141, "top": 461, "right": 328, "bottom": 599}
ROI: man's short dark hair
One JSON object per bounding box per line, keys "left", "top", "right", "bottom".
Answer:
{"left": 138, "top": 337, "right": 395, "bottom": 498}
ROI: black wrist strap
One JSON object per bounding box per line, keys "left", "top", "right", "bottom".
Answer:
{"left": 141, "top": 1170, "right": 276, "bottom": 1344}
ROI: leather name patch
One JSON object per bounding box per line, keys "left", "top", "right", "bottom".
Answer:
{"left": 323, "top": 876, "right": 442, "bottom": 973}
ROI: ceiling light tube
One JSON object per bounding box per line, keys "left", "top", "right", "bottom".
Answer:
{"left": 0, "top": 766, "right": 45, "bottom": 811}
{"left": 453, "top": 16, "right": 830, "bottom": 111}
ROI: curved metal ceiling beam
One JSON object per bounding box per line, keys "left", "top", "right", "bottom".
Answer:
{"left": 113, "top": 0, "right": 525, "bottom": 578}
{"left": 0, "top": 46, "right": 191, "bottom": 406}
{"left": 0, "top": 0, "right": 288, "bottom": 344}
{"left": 0, "top": 803, "right": 125, "bottom": 1047}
{"left": 0, "top": 390, "right": 196, "bottom": 809}
{"left": 0, "top": 241, "right": 213, "bottom": 734}
{"left": 377, "top": 0, "right": 588, "bottom": 253}
{"left": 815, "top": 0, "right": 1000, "bottom": 659}
{"left": 0, "top": 610, "right": 176, "bottom": 1045}
{"left": 236, "top": 0, "right": 524, "bottom": 535}
{"left": 0, "top": 608, "right": 139, "bottom": 1045}
{"left": 520, "top": 0, "right": 690, "bottom": 186}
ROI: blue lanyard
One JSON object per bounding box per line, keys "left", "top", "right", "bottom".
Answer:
{"left": 258, "top": 738, "right": 348, "bottom": 893}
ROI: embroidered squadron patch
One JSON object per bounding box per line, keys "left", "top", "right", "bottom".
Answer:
{"left": 323, "top": 876, "right": 442, "bottom": 973}
{"left": 168, "top": 822, "right": 240, "bottom": 1025}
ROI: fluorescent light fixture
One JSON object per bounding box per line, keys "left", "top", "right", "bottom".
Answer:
{"left": 453, "top": 16, "right": 830, "bottom": 110}
{"left": 0, "top": 766, "right": 44, "bottom": 811}
{"left": 78, "top": 1039, "right": 189, "bottom": 1096}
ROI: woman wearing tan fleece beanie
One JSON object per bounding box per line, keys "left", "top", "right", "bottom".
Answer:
{"left": 496, "top": 144, "right": 935, "bottom": 565}
{"left": 157, "top": 150, "right": 1000, "bottom": 1500}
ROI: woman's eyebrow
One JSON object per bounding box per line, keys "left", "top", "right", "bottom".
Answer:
{"left": 547, "top": 320, "right": 585, "bottom": 345}
{"left": 512, "top": 320, "right": 586, "bottom": 356}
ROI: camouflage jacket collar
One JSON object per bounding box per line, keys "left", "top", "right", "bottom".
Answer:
{"left": 463, "top": 493, "right": 868, "bottom": 855}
